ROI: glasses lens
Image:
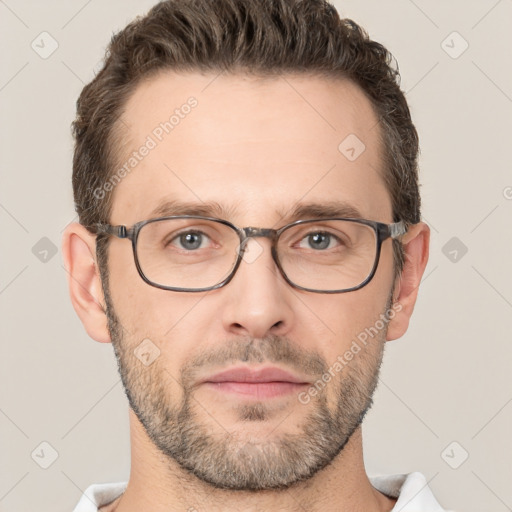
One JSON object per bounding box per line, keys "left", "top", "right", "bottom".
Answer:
{"left": 277, "top": 220, "right": 378, "bottom": 292}
{"left": 136, "top": 218, "right": 240, "bottom": 289}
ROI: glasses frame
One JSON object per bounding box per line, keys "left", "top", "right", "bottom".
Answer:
{"left": 93, "top": 215, "right": 407, "bottom": 294}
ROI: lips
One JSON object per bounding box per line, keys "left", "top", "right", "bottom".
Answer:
{"left": 204, "top": 366, "right": 309, "bottom": 384}
{"left": 201, "top": 366, "right": 310, "bottom": 399}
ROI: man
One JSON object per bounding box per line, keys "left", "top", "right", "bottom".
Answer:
{"left": 63, "top": 0, "right": 445, "bottom": 510}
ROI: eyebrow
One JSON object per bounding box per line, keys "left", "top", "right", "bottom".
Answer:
{"left": 148, "top": 199, "right": 237, "bottom": 219}
{"left": 285, "top": 201, "right": 364, "bottom": 221}
{"left": 147, "top": 199, "right": 365, "bottom": 224}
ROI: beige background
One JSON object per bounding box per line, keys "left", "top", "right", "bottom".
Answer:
{"left": 1, "top": 1, "right": 511, "bottom": 511}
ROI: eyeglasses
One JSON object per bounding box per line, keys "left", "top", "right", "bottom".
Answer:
{"left": 93, "top": 216, "right": 406, "bottom": 293}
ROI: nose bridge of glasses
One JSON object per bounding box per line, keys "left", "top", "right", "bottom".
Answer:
{"left": 241, "top": 226, "right": 278, "bottom": 242}
{"left": 236, "top": 227, "right": 281, "bottom": 278}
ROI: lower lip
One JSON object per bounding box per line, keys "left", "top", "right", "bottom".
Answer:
{"left": 204, "top": 381, "right": 308, "bottom": 399}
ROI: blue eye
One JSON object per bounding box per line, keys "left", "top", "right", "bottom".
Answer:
{"left": 307, "top": 233, "right": 330, "bottom": 250}
{"left": 298, "top": 232, "right": 340, "bottom": 250}
{"left": 171, "top": 231, "right": 210, "bottom": 250}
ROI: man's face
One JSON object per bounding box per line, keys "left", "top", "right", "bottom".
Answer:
{"left": 102, "top": 72, "right": 397, "bottom": 490}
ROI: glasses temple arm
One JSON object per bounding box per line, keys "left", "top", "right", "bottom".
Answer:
{"left": 389, "top": 220, "right": 407, "bottom": 239}
{"left": 92, "top": 223, "right": 129, "bottom": 239}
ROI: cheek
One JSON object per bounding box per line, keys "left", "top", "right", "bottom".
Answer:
{"left": 107, "top": 241, "right": 140, "bottom": 306}
{"left": 108, "top": 240, "right": 183, "bottom": 324}
{"left": 106, "top": 244, "right": 214, "bottom": 360}
{"left": 313, "top": 295, "right": 385, "bottom": 343}
{"left": 375, "top": 239, "right": 396, "bottom": 291}
{"left": 295, "top": 269, "right": 393, "bottom": 363}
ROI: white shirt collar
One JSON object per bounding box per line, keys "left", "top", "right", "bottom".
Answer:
{"left": 73, "top": 472, "right": 448, "bottom": 511}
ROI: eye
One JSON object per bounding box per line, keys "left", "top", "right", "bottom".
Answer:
{"left": 170, "top": 231, "right": 211, "bottom": 250}
{"left": 297, "top": 232, "right": 341, "bottom": 250}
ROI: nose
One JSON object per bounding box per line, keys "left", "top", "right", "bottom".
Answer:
{"left": 220, "top": 238, "right": 295, "bottom": 339}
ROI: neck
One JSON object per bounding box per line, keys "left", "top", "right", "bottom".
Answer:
{"left": 106, "top": 411, "right": 396, "bottom": 512}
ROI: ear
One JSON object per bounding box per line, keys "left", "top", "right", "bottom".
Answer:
{"left": 386, "top": 222, "right": 430, "bottom": 341}
{"left": 61, "top": 222, "right": 111, "bottom": 343}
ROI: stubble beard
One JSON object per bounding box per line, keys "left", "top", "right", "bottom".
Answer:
{"left": 102, "top": 282, "right": 389, "bottom": 491}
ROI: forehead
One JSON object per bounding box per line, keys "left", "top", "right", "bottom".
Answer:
{"left": 109, "top": 71, "right": 391, "bottom": 225}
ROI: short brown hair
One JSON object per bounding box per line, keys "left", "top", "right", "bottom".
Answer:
{"left": 72, "top": 0, "right": 421, "bottom": 278}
